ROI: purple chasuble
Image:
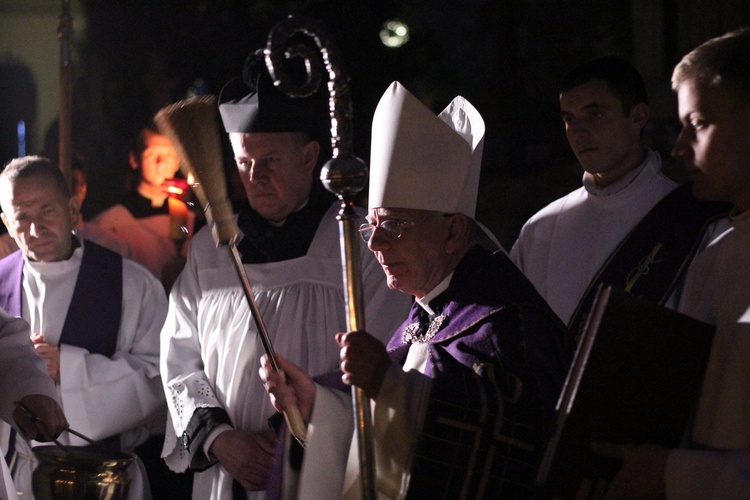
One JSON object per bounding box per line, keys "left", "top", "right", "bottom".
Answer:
{"left": 266, "top": 247, "right": 569, "bottom": 499}
{"left": 0, "top": 249, "right": 23, "bottom": 319}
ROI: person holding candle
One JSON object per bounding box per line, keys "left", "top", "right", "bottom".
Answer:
{"left": 92, "top": 121, "right": 195, "bottom": 290}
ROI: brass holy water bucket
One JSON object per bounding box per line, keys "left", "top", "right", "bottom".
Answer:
{"left": 31, "top": 445, "right": 134, "bottom": 500}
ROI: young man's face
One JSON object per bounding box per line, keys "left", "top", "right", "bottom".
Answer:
{"left": 132, "top": 130, "right": 181, "bottom": 189}
{"left": 229, "top": 132, "right": 318, "bottom": 223}
{"left": 560, "top": 79, "right": 648, "bottom": 187}
{"left": 0, "top": 176, "right": 77, "bottom": 262}
{"left": 673, "top": 80, "right": 750, "bottom": 211}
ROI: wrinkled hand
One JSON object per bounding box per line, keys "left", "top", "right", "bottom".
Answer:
{"left": 31, "top": 332, "right": 61, "bottom": 383}
{"left": 13, "top": 394, "right": 68, "bottom": 442}
{"left": 591, "top": 442, "right": 669, "bottom": 499}
{"left": 209, "top": 428, "right": 277, "bottom": 491}
{"left": 336, "top": 330, "right": 391, "bottom": 399}
{"left": 259, "top": 354, "right": 315, "bottom": 422}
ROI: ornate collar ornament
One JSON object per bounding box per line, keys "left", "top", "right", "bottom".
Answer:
{"left": 403, "top": 311, "right": 447, "bottom": 344}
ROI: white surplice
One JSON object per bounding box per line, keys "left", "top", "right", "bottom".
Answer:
{"left": 161, "top": 203, "right": 412, "bottom": 500}
{"left": 510, "top": 150, "right": 678, "bottom": 325}
{"left": 0, "top": 310, "right": 58, "bottom": 500}
{"left": 0, "top": 243, "right": 167, "bottom": 500}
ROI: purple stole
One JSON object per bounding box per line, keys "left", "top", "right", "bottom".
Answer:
{"left": 0, "top": 241, "right": 123, "bottom": 450}
{"left": 568, "top": 182, "right": 732, "bottom": 343}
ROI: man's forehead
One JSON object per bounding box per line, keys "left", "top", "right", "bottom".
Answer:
{"left": 367, "top": 207, "right": 427, "bottom": 219}
{"left": 143, "top": 131, "right": 174, "bottom": 148}
{"left": 5, "top": 177, "right": 64, "bottom": 201}
{"left": 560, "top": 80, "right": 619, "bottom": 109}
{"left": 231, "top": 131, "right": 303, "bottom": 143}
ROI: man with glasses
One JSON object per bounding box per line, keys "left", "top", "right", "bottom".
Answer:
{"left": 261, "top": 81, "right": 569, "bottom": 498}
{"left": 159, "top": 50, "right": 410, "bottom": 499}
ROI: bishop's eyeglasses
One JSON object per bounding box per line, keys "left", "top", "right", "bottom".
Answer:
{"left": 358, "top": 215, "right": 442, "bottom": 243}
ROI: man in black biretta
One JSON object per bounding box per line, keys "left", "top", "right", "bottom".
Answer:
{"left": 158, "top": 44, "right": 412, "bottom": 499}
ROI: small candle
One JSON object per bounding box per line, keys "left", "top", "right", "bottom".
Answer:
{"left": 168, "top": 197, "right": 189, "bottom": 242}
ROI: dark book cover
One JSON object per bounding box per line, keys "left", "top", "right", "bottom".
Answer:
{"left": 536, "top": 285, "right": 715, "bottom": 498}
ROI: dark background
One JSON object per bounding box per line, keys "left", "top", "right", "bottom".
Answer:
{"left": 3, "top": 0, "right": 750, "bottom": 248}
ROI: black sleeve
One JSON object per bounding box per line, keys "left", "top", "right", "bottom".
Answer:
{"left": 182, "top": 406, "right": 233, "bottom": 471}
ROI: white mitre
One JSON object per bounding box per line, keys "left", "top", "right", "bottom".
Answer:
{"left": 368, "top": 81, "right": 485, "bottom": 217}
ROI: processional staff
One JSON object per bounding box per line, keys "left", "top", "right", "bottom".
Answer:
{"left": 265, "top": 16, "right": 376, "bottom": 500}
{"left": 57, "top": 0, "right": 73, "bottom": 190}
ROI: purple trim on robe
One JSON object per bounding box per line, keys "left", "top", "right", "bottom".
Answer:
{"left": 0, "top": 241, "right": 123, "bottom": 450}
{"left": 266, "top": 419, "right": 287, "bottom": 500}
{"left": 0, "top": 242, "right": 123, "bottom": 358}
{"left": 265, "top": 247, "right": 569, "bottom": 499}
{"left": 387, "top": 247, "right": 569, "bottom": 387}
{"left": 58, "top": 241, "right": 122, "bottom": 358}
{"left": 0, "top": 249, "right": 24, "bottom": 317}
{"left": 386, "top": 247, "right": 569, "bottom": 497}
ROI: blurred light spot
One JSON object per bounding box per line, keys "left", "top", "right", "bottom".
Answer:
{"left": 380, "top": 20, "right": 409, "bottom": 48}
{"left": 17, "top": 120, "right": 26, "bottom": 157}
{"left": 187, "top": 78, "right": 208, "bottom": 97}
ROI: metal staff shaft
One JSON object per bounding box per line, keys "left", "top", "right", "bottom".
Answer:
{"left": 265, "top": 17, "right": 375, "bottom": 497}
{"left": 227, "top": 242, "right": 308, "bottom": 442}
{"left": 337, "top": 202, "right": 376, "bottom": 500}
{"left": 57, "top": 0, "right": 73, "bottom": 190}
{"left": 228, "top": 243, "right": 277, "bottom": 364}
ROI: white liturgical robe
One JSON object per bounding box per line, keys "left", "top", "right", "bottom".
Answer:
{"left": 0, "top": 310, "right": 58, "bottom": 500}
{"left": 510, "top": 150, "right": 677, "bottom": 325}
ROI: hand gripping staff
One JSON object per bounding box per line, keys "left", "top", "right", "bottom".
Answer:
{"left": 154, "top": 95, "right": 308, "bottom": 443}
{"left": 265, "top": 16, "right": 375, "bottom": 499}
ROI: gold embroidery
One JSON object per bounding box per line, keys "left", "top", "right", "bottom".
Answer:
{"left": 625, "top": 242, "right": 663, "bottom": 292}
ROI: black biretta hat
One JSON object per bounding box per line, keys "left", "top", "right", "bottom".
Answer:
{"left": 218, "top": 49, "right": 329, "bottom": 143}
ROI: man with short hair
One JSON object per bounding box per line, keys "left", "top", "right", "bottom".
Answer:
{"left": 160, "top": 50, "right": 410, "bottom": 499}
{"left": 510, "top": 55, "right": 728, "bottom": 339}
{"left": 0, "top": 156, "right": 167, "bottom": 499}
{"left": 0, "top": 153, "right": 129, "bottom": 260}
{"left": 260, "top": 81, "right": 569, "bottom": 498}
{"left": 595, "top": 27, "right": 750, "bottom": 499}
